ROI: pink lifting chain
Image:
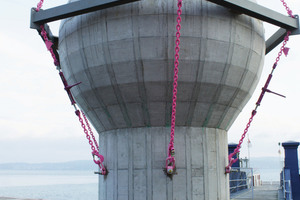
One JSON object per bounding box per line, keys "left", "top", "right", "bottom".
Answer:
{"left": 36, "top": 0, "right": 44, "bottom": 12}
{"left": 35, "top": 1, "right": 60, "bottom": 67}
{"left": 40, "top": 25, "right": 60, "bottom": 67}
{"left": 76, "top": 110, "right": 106, "bottom": 175}
{"left": 35, "top": 0, "right": 106, "bottom": 175}
{"left": 225, "top": 0, "right": 294, "bottom": 173}
{"left": 166, "top": 0, "right": 183, "bottom": 175}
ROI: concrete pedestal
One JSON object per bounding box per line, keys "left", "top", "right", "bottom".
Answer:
{"left": 98, "top": 127, "right": 229, "bottom": 200}
{"left": 58, "top": 0, "right": 265, "bottom": 199}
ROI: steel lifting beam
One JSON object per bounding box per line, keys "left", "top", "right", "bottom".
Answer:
{"left": 30, "top": 0, "right": 140, "bottom": 66}
{"left": 207, "top": 0, "right": 298, "bottom": 29}
{"left": 30, "top": 0, "right": 299, "bottom": 55}
{"left": 206, "top": 0, "right": 300, "bottom": 54}
{"left": 30, "top": 0, "right": 140, "bottom": 28}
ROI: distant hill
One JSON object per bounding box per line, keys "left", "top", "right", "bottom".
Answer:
{"left": 0, "top": 160, "right": 98, "bottom": 171}
{"left": 250, "top": 157, "right": 283, "bottom": 169}
{"left": 0, "top": 157, "right": 298, "bottom": 171}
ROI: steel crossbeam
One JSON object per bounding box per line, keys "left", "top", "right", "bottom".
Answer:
{"left": 30, "top": 0, "right": 140, "bottom": 28}
{"left": 206, "top": 0, "right": 300, "bottom": 54}
{"left": 30, "top": 0, "right": 140, "bottom": 61}
{"left": 207, "top": 0, "right": 298, "bottom": 30}
{"left": 30, "top": 0, "right": 299, "bottom": 55}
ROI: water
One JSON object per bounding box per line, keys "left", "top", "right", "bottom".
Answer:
{"left": 0, "top": 168, "right": 281, "bottom": 200}
{"left": 252, "top": 168, "right": 281, "bottom": 182}
{"left": 0, "top": 170, "right": 98, "bottom": 200}
{"left": 256, "top": 168, "right": 281, "bottom": 182}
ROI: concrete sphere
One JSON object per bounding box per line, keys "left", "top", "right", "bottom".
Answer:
{"left": 59, "top": 0, "right": 265, "bottom": 132}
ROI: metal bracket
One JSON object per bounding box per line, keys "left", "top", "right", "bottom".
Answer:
{"left": 30, "top": 0, "right": 140, "bottom": 65}
{"left": 266, "top": 15, "right": 300, "bottom": 54}
{"left": 31, "top": 8, "right": 59, "bottom": 53}
{"left": 206, "top": 0, "right": 300, "bottom": 54}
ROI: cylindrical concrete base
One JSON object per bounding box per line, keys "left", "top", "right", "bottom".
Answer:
{"left": 98, "top": 127, "right": 229, "bottom": 200}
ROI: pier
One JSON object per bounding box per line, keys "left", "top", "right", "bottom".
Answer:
{"left": 231, "top": 183, "right": 280, "bottom": 200}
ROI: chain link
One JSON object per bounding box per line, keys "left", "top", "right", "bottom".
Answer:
{"left": 280, "top": 0, "right": 295, "bottom": 18}
{"left": 35, "top": 0, "right": 59, "bottom": 67}
{"left": 166, "top": 0, "right": 183, "bottom": 173}
{"left": 76, "top": 110, "right": 106, "bottom": 175}
{"left": 82, "top": 112, "right": 99, "bottom": 151}
{"left": 225, "top": 26, "right": 292, "bottom": 174}
{"left": 79, "top": 116, "right": 96, "bottom": 151}
{"left": 276, "top": 31, "right": 291, "bottom": 63}
{"left": 40, "top": 25, "right": 60, "bottom": 67}
{"left": 225, "top": 111, "right": 256, "bottom": 173}
{"left": 36, "top": 0, "right": 44, "bottom": 12}
{"left": 35, "top": 0, "right": 105, "bottom": 174}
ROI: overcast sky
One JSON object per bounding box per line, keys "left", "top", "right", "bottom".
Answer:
{"left": 0, "top": 0, "right": 299, "bottom": 164}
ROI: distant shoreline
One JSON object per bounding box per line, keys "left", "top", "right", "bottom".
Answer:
{"left": 0, "top": 160, "right": 97, "bottom": 171}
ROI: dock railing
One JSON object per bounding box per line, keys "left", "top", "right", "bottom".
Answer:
{"left": 280, "top": 168, "right": 293, "bottom": 200}
{"left": 230, "top": 168, "right": 254, "bottom": 199}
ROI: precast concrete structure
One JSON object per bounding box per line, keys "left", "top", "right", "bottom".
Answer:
{"left": 59, "top": 0, "right": 265, "bottom": 199}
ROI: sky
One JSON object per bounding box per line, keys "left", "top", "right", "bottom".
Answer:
{"left": 0, "top": 0, "right": 299, "bottom": 164}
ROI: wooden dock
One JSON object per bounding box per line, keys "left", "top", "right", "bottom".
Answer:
{"left": 231, "top": 184, "right": 280, "bottom": 200}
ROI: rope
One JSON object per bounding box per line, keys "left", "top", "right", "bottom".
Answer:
{"left": 34, "top": 0, "right": 106, "bottom": 175}
{"left": 225, "top": 5, "right": 293, "bottom": 172}
{"left": 165, "top": 0, "right": 183, "bottom": 175}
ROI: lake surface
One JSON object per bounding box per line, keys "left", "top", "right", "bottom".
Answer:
{"left": 0, "top": 167, "right": 282, "bottom": 200}
{"left": 0, "top": 170, "right": 98, "bottom": 200}
{"left": 253, "top": 168, "right": 281, "bottom": 182}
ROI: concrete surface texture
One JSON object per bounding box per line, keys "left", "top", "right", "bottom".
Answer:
{"left": 59, "top": 0, "right": 265, "bottom": 132}
{"left": 58, "top": 0, "right": 265, "bottom": 199}
{"left": 98, "top": 127, "right": 229, "bottom": 200}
